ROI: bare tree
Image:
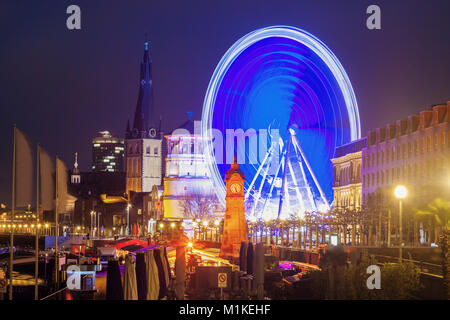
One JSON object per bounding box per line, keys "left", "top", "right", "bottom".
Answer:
{"left": 179, "top": 193, "right": 218, "bottom": 220}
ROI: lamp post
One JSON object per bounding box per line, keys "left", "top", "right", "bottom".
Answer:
{"left": 214, "top": 220, "right": 220, "bottom": 242}
{"left": 126, "top": 204, "right": 131, "bottom": 236}
{"left": 90, "top": 211, "right": 95, "bottom": 238}
{"left": 394, "top": 185, "right": 407, "bottom": 263}
{"left": 202, "top": 221, "right": 208, "bottom": 241}
{"left": 97, "top": 212, "right": 102, "bottom": 238}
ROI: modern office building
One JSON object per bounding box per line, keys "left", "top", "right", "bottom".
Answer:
{"left": 92, "top": 131, "right": 125, "bottom": 172}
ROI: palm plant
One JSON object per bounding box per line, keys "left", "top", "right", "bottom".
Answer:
{"left": 414, "top": 197, "right": 450, "bottom": 299}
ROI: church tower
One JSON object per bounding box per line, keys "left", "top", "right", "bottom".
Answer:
{"left": 125, "top": 40, "right": 162, "bottom": 195}
{"left": 71, "top": 152, "right": 81, "bottom": 184}
{"left": 220, "top": 156, "right": 248, "bottom": 259}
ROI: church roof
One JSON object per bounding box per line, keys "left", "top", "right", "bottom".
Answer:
{"left": 126, "top": 40, "right": 159, "bottom": 139}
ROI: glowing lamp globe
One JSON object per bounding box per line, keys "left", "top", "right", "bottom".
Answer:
{"left": 394, "top": 185, "right": 408, "bottom": 199}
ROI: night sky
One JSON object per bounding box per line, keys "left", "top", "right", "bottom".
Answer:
{"left": 0, "top": 0, "right": 449, "bottom": 206}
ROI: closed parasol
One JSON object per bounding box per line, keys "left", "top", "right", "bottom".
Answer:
{"left": 145, "top": 249, "right": 160, "bottom": 300}
{"left": 123, "top": 254, "right": 138, "bottom": 300}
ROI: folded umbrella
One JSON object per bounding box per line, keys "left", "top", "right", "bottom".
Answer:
{"left": 106, "top": 259, "right": 124, "bottom": 300}
{"left": 239, "top": 242, "right": 248, "bottom": 272}
{"left": 154, "top": 248, "right": 168, "bottom": 299}
{"left": 123, "top": 254, "right": 138, "bottom": 300}
{"left": 145, "top": 250, "right": 160, "bottom": 300}
{"left": 162, "top": 246, "right": 171, "bottom": 285}
{"left": 247, "top": 242, "right": 254, "bottom": 275}
{"left": 135, "top": 252, "right": 147, "bottom": 300}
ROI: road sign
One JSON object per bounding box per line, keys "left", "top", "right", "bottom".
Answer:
{"left": 218, "top": 272, "right": 227, "bottom": 288}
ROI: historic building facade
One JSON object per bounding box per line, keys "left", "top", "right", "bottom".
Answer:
{"left": 162, "top": 112, "right": 223, "bottom": 219}
{"left": 362, "top": 102, "right": 450, "bottom": 208}
{"left": 331, "top": 138, "right": 366, "bottom": 210}
{"left": 125, "top": 41, "right": 163, "bottom": 195}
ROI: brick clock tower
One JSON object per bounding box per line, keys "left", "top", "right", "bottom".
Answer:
{"left": 220, "top": 157, "right": 248, "bottom": 259}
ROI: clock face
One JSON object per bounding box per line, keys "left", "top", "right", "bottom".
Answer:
{"left": 149, "top": 128, "right": 157, "bottom": 137}
{"left": 230, "top": 183, "right": 241, "bottom": 194}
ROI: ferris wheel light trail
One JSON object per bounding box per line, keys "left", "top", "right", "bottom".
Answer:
{"left": 202, "top": 25, "right": 361, "bottom": 218}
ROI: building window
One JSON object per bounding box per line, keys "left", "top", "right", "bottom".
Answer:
{"left": 146, "top": 146, "right": 150, "bottom": 155}
{"left": 154, "top": 147, "right": 158, "bottom": 155}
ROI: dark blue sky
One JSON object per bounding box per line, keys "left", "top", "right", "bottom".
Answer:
{"left": 0, "top": 0, "right": 449, "bottom": 206}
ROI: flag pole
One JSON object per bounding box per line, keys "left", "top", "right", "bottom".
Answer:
{"left": 9, "top": 125, "right": 16, "bottom": 300}
{"left": 54, "top": 157, "right": 59, "bottom": 290}
{"left": 34, "top": 144, "right": 40, "bottom": 300}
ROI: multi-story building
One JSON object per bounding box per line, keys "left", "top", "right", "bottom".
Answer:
{"left": 125, "top": 41, "right": 163, "bottom": 195}
{"left": 362, "top": 102, "right": 450, "bottom": 208}
{"left": 92, "top": 131, "right": 124, "bottom": 172}
{"left": 162, "top": 112, "right": 223, "bottom": 220}
{"left": 331, "top": 138, "right": 367, "bottom": 210}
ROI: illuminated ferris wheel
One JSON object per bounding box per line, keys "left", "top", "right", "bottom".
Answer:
{"left": 202, "top": 26, "right": 360, "bottom": 219}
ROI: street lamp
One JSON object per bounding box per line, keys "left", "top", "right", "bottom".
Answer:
{"left": 394, "top": 185, "right": 407, "bottom": 263}
{"left": 98, "top": 212, "right": 102, "bottom": 238}
{"left": 90, "top": 211, "right": 95, "bottom": 238}
{"left": 127, "top": 204, "right": 131, "bottom": 236}
{"left": 214, "top": 220, "right": 220, "bottom": 242}
{"left": 202, "top": 221, "right": 208, "bottom": 240}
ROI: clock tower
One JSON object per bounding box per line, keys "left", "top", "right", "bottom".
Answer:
{"left": 125, "top": 40, "right": 162, "bottom": 195}
{"left": 220, "top": 156, "right": 248, "bottom": 259}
